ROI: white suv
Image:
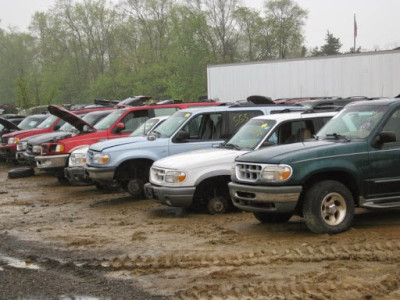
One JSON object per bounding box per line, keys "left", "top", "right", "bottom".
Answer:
{"left": 145, "top": 111, "right": 337, "bottom": 214}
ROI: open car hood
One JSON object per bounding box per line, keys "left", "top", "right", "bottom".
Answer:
{"left": 0, "top": 117, "right": 21, "bottom": 131}
{"left": 48, "top": 105, "right": 96, "bottom": 132}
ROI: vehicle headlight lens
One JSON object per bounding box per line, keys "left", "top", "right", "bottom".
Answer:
{"left": 32, "top": 145, "right": 42, "bottom": 154}
{"left": 17, "top": 142, "right": 27, "bottom": 151}
{"left": 70, "top": 153, "right": 87, "bottom": 166}
{"left": 8, "top": 137, "right": 20, "bottom": 145}
{"left": 231, "top": 164, "right": 237, "bottom": 181}
{"left": 165, "top": 171, "right": 186, "bottom": 183}
{"left": 55, "top": 144, "right": 65, "bottom": 153}
{"left": 260, "top": 164, "right": 292, "bottom": 182}
{"left": 93, "top": 153, "right": 110, "bottom": 165}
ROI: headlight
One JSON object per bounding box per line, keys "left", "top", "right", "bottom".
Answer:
{"left": 92, "top": 153, "right": 110, "bottom": 165}
{"left": 55, "top": 144, "right": 65, "bottom": 153}
{"left": 17, "top": 142, "right": 27, "bottom": 151}
{"left": 260, "top": 164, "right": 293, "bottom": 182}
{"left": 70, "top": 153, "right": 87, "bottom": 166}
{"left": 165, "top": 171, "right": 186, "bottom": 183}
{"left": 32, "top": 145, "right": 42, "bottom": 154}
{"left": 8, "top": 137, "right": 20, "bottom": 145}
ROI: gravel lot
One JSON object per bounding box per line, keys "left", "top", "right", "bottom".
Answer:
{"left": 1, "top": 164, "right": 400, "bottom": 299}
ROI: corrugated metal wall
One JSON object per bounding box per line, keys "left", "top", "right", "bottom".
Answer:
{"left": 207, "top": 50, "right": 400, "bottom": 102}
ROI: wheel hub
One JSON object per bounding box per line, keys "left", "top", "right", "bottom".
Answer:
{"left": 321, "top": 193, "right": 347, "bottom": 226}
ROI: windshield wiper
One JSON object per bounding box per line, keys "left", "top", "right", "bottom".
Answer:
{"left": 325, "top": 133, "right": 351, "bottom": 142}
{"left": 224, "top": 143, "right": 242, "bottom": 150}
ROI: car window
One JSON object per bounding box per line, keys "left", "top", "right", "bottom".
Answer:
{"left": 154, "top": 107, "right": 179, "bottom": 117}
{"left": 118, "top": 110, "right": 149, "bottom": 133}
{"left": 36, "top": 115, "right": 58, "bottom": 129}
{"left": 227, "top": 110, "right": 264, "bottom": 136}
{"left": 177, "top": 113, "right": 223, "bottom": 141}
{"left": 382, "top": 108, "right": 400, "bottom": 143}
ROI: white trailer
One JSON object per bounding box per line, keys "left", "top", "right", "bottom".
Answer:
{"left": 207, "top": 50, "right": 400, "bottom": 102}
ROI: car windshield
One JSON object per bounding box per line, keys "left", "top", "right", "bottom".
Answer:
{"left": 151, "top": 111, "right": 192, "bottom": 138}
{"left": 36, "top": 115, "right": 58, "bottom": 129}
{"left": 17, "top": 116, "right": 46, "bottom": 130}
{"left": 317, "top": 104, "right": 388, "bottom": 140}
{"left": 94, "top": 109, "right": 125, "bottom": 130}
{"left": 130, "top": 117, "right": 162, "bottom": 136}
{"left": 225, "top": 118, "right": 276, "bottom": 150}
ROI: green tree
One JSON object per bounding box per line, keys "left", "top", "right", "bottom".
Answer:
{"left": 264, "top": 0, "right": 307, "bottom": 59}
{"left": 311, "top": 31, "right": 342, "bottom": 56}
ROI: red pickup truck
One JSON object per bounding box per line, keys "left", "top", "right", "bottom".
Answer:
{"left": 35, "top": 101, "right": 220, "bottom": 181}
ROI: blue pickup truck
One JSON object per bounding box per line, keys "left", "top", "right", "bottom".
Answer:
{"left": 85, "top": 103, "right": 304, "bottom": 197}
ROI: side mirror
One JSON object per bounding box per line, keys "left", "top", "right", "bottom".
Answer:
{"left": 373, "top": 131, "right": 396, "bottom": 147}
{"left": 116, "top": 122, "right": 125, "bottom": 133}
{"left": 174, "top": 130, "right": 190, "bottom": 143}
{"left": 53, "top": 124, "right": 61, "bottom": 131}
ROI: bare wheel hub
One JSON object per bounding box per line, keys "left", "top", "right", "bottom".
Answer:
{"left": 321, "top": 192, "right": 347, "bottom": 226}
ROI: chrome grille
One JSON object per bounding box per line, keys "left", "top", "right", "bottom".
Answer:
{"left": 236, "top": 163, "right": 262, "bottom": 182}
{"left": 150, "top": 167, "right": 166, "bottom": 184}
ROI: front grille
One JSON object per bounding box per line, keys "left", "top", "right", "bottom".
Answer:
{"left": 27, "top": 143, "right": 33, "bottom": 153}
{"left": 150, "top": 167, "right": 166, "bottom": 184}
{"left": 236, "top": 163, "right": 262, "bottom": 182}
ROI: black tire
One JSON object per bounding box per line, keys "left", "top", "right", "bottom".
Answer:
{"left": 253, "top": 212, "right": 292, "bottom": 223}
{"left": 7, "top": 167, "right": 34, "bottom": 179}
{"left": 207, "top": 196, "right": 228, "bottom": 215}
{"left": 126, "top": 178, "right": 145, "bottom": 199}
{"left": 303, "top": 180, "right": 354, "bottom": 234}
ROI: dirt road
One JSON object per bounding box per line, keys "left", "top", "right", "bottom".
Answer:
{"left": 1, "top": 164, "right": 400, "bottom": 299}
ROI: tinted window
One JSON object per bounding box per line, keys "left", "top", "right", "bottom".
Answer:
{"left": 227, "top": 110, "right": 263, "bottom": 136}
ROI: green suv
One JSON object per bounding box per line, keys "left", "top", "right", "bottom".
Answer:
{"left": 229, "top": 98, "right": 400, "bottom": 234}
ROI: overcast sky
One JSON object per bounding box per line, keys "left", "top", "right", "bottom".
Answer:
{"left": 0, "top": 0, "right": 399, "bottom": 52}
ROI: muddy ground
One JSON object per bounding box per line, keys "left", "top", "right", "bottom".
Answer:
{"left": 1, "top": 164, "right": 400, "bottom": 299}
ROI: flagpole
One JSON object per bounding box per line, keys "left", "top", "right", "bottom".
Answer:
{"left": 354, "top": 14, "right": 357, "bottom": 51}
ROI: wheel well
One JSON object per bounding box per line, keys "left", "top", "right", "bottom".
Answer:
{"left": 193, "top": 176, "right": 231, "bottom": 207}
{"left": 115, "top": 158, "right": 154, "bottom": 182}
{"left": 296, "top": 171, "right": 360, "bottom": 214}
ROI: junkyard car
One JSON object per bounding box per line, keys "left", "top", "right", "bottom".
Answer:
{"left": 35, "top": 101, "right": 219, "bottom": 180}
{"left": 85, "top": 104, "right": 305, "bottom": 198}
{"left": 17, "top": 109, "right": 114, "bottom": 167}
{"left": 229, "top": 98, "right": 400, "bottom": 234}
{"left": 65, "top": 116, "right": 169, "bottom": 185}
{"left": 145, "top": 111, "right": 335, "bottom": 214}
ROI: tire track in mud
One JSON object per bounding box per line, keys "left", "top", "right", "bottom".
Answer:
{"left": 65, "top": 241, "right": 400, "bottom": 299}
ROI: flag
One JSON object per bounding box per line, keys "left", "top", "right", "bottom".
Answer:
{"left": 354, "top": 14, "right": 358, "bottom": 38}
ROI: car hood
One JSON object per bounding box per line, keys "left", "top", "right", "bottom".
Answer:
{"left": 235, "top": 139, "right": 359, "bottom": 165}
{"left": 48, "top": 105, "right": 96, "bottom": 132}
{"left": 0, "top": 117, "right": 20, "bottom": 131}
{"left": 153, "top": 148, "right": 248, "bottom": 169}
{"left": 24, "top": 131, "right": 77, "bottom": 145}
{"left": 89, "top": 136, "right": 149, "bottom": 152}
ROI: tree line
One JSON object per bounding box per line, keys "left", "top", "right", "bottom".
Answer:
{"left": 0, "top": 0, "right": 348, "bottom": 109}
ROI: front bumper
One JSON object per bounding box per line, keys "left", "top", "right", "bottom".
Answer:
{"left": 228, "top": 182, "right": 302, "bottom": 213}
{"left": 0, "top": 144, "right": 17, "bottom": 161}
{"left": 144, "top": 183, "right": 196, "bottom": 208}
{"left": 35, "top": 154, "right": 69, "bottom": 173}
{"left": 64, "top": 166, "right": 92, "bottom": 185}
{"left": 84, "top": 165, "right": 116, "bottom": 183}
{"left": 19, "top": 151, "right": 39, "bottom": 166}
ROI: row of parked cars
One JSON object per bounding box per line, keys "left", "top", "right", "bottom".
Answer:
{"left": 1, "top": 95, "right": 400, "bottom": 234}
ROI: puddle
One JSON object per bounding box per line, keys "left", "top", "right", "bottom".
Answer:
{"left": 0, "top": 254, "right": 40, "bottom": 270}
{"left": 59, "top": 296, "right": 104, "bottom": 300}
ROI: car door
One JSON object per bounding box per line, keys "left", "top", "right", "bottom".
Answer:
{"left": 367, "top": 107, "right": 400, "bottom": 198}
{"left": 168, "top": 112, "right": 223, "bottom": 156}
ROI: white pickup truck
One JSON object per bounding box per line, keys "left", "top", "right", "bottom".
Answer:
{"left": 145, "top": 110, "right": 337, "bottom": 214}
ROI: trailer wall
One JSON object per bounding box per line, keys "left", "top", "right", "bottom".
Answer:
{"left": 207, "top": 50, "right": 400, "bottom": 102}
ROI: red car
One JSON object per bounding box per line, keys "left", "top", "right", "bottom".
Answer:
{"left": 35, "top": 101, "right": 220, "bottom": 180}
{"left": 0, "top": 107, "right": 111, "bottom": 162}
